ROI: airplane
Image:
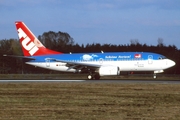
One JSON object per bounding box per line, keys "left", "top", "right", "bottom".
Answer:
{"left": 4, "top": 21, "right": 176, "bottom": 79}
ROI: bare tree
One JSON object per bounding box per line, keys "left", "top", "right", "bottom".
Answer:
{"left": 157, "top": 38, "right": 164, "bottom": 47}
{"left": 130, "top": 39, "right": 139, "bottom": 45}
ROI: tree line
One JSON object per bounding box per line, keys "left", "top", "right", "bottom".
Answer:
{"left": 0, "top": 31, "right": 179, "bottom": 74}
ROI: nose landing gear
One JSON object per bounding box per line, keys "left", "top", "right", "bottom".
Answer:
{"left": 153, "top": 73, "right": 157, "bottom": 79}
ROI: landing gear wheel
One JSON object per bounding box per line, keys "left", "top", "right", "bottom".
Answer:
{"left": 87, "top": 74, "right": 93, "bottom": 80}
{"left": 87, "top": 73, "right": 100, "bottom": 80}
{"left": 94, "top": 73, "right": 100, "bottom": 80}
{"left": 153, "top": 73, "right": 157, "bottom": 79}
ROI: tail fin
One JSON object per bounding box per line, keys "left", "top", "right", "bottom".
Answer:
{"left": 15, "top": 21, "right": 62, "bottom": 56}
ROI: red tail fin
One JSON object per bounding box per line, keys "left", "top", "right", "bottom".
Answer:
{"left": 15, "top": 21, "right": 62, "bottom": 56}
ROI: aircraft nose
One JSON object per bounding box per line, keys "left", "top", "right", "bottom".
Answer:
{"left": 168, "top": 59, "right": 176, "bottom": 67}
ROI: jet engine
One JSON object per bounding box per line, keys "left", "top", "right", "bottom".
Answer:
{"left": 99, "top": 66, "right": 120, "bottom": 76}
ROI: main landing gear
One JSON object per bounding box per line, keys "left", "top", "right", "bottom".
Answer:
{"left": 87, "top": 73, "right": 100, "bottom": 80}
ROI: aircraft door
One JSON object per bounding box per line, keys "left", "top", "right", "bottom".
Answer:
{"left": 148, "top": 55, "right": 153, "bottom": 64}
{"left": 46, "top": 58, "right": 50, "bottom": 67}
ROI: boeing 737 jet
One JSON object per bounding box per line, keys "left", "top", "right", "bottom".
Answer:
{"left": 5, "top": 21, "right": 176, "bottom": 79}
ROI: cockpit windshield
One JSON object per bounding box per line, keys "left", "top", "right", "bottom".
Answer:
{"left": 158, "top": 56, "right": 167, "bottom": 59}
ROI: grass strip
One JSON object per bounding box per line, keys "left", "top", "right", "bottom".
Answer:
{"left": 0, "top": 83, "right": 180, "bottom": 119}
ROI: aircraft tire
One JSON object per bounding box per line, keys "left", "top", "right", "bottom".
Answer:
{"left": 153, "top": 73, "right": 157, "bottom": 79}
{"left": 87, "top": 74, "right": 93, "bottom": 80}
{"left": 94, "top": 73, "right": 100, "bottom": 80}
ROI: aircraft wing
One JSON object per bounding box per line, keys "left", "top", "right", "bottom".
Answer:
{"left": 55, "top": 59, "right": 101, "bottom": 71}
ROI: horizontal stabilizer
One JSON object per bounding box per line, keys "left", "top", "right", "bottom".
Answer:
{"left": 3, "top": 54, "right": 35, "bottom": 60}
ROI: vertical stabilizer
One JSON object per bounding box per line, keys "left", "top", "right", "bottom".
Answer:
{"left": 15, "top": 21, "right": 62, "bottom": 56}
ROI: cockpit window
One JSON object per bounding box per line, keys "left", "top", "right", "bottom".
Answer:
{"left": 158, "top": 56, "right": 166, "bottom": 59}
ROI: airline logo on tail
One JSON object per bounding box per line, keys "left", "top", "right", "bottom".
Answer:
{"left": 15, "top": 21, "right": 62, "bottom": 56}
{"left": 17, "top": 28, "right": 39, "bottom": 56}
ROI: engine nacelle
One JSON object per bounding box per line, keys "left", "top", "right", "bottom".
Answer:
{"left": 154, "top": 70, "right": 164, "bottom": 73}
{"left": 99, "top": 66, "right": 120, "bottom": 76}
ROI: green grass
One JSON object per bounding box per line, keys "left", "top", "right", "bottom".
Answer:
{"left": 0, "top": 83, "right": 180, "bottom": 119}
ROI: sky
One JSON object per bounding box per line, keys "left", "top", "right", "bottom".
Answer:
{"left": 0, "top": 0, "right": 180, "bottom": 49}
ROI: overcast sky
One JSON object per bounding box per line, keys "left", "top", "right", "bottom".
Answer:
{"left": 1, "top": 0, "right": 180, "bottom": 49}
